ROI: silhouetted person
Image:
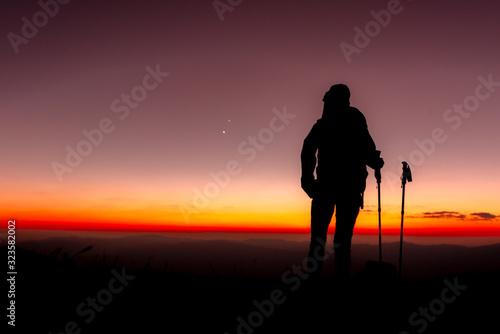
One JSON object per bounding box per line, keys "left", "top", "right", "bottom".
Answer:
{"left": 301, "top": 84, "right": 384, "bottom": 280}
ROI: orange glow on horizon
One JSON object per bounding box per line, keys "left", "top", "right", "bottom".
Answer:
{"left": 9, "top": 218, "right": 500, "bottom": 237}
{"left": 4, "top": 189, "right": 499, "bottom": 238}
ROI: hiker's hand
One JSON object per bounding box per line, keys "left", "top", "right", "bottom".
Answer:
{"left": 368, "top": 151, "right": 384, "bottom": 171}
{"left": 375, "top": 169, "right": 382, "bottom": 183}
{"left": 374, "top": 157, "right": 384, "bottom": 170}
{"left": 301, "top": 177, "right": 317, "bottom": 199}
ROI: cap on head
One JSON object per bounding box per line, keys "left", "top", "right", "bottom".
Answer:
{"left": 322, "top": 84, "right": 351, "bottom": 106}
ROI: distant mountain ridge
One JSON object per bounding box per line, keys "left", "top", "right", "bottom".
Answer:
{"left": 16, "top": 235, "right": 500, "bottom": 279}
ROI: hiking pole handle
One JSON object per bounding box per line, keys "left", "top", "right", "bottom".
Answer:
{"left": 402, "top": 161, "right": 412, "bottom": 184}
{"left": 375, "top": 168, "right": 382, "bottom": 184}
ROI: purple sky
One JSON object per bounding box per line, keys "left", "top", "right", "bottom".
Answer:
{"left": 1, "top": 0, "right": 499, "bottom": 231}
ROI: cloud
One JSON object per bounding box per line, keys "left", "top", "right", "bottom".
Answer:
{"left": 418, "top": 211, "right": 467, "bottom": 219}
{"left": 470, "top": 212, "right": 498, "bottom": 220}
{"left": 409, "top": 211, "right": 498, "bottom": 221}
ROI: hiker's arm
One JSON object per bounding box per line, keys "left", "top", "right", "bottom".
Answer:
{"left": 360, "top": 116, "right": 384, "bottom": 172}
{"left": 301, "top": 125, "right": 319, "bottom": 198}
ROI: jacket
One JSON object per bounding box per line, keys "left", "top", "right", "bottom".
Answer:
{"left": 301, "top": 106, "right": 381, "bottom": 196}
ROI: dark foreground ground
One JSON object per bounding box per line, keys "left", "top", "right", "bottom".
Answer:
{"left": 5, "top": 240, "right": 500, "bottom": 334}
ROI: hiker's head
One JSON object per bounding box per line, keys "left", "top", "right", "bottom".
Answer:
{"left": 322, "top": 84, "right": 350, "bottom": 108}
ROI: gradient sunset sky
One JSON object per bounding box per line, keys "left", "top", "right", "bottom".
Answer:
{"left": 1, "top": 0, "right": 499, "bottom": 236}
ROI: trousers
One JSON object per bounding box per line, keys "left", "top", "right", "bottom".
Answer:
{"left": 307, "top": 190, "right": 361, "bottom": 279}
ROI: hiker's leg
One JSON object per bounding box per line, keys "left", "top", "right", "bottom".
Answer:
{"left": 333, "top": 193, "right": 361, "bottom": 279}
{"left": 308, "top": 196, "right": 335, "bottom": 278}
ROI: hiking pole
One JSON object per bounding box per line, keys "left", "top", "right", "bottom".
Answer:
{"left": 363, "top": 164, "right": 397, "bottom": 280}
{"left": 373, "top": 150, "right": 383, "bottom": 263}
{"left": 376, "top": 168, "right": 382, "bottom": 262}
{"left": 398, "top": 161, "right": 412, "bottom": 279}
